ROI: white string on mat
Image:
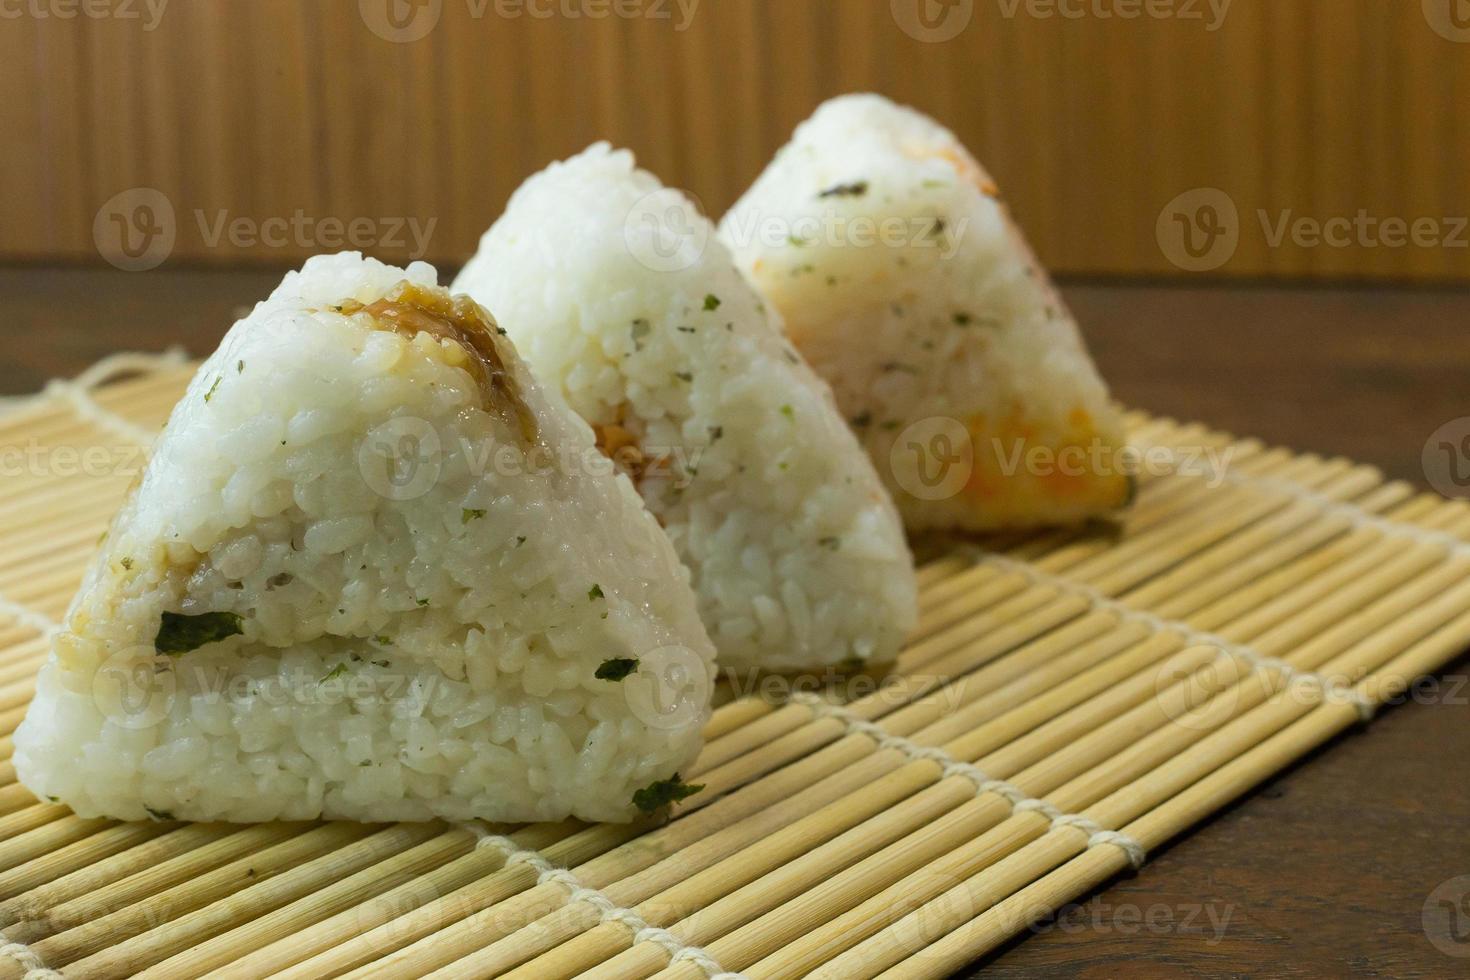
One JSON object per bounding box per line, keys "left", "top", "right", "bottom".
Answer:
{"left": 2, "top": 348, "right": 189, "bottom": 449}
{"left": 0, "top": 936, "right": 63, "bottom": 980}
{"left": 0, "top": 596, "right": 59, "bottom": 639}
{"left": 1146, "top": 442, "right": 1470, "bottom": 561}
{"left": 973, "top": 552, "right": 1378, "bottom": 723}
{"left": 787, "top": 692, "right": 1148, "bottom": 871}
{"left": 460, "top": 823, "right": 747, "bottom": 980}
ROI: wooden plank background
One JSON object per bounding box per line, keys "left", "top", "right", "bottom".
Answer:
{"left": 2, "top": 0, "right": 1468, "bottom": 280}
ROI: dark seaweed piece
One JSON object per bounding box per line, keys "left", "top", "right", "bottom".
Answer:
{"left": 155, "top": 611, "right": 244, "bottom": 656}
{"left": 818, "top": 180, "right": 869, "bottom": 198}
{"left": 632, "top": 774, "right": 704, "bottom": 813}
{"left": 595, "top": 658, "right": 639, "bottom": 681}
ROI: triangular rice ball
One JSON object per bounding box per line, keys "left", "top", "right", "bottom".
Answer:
{"left": 721, "top": 94, "right": 1132, "bottom": 531}
{"left": 453, "top": 145, "right": 917, "bottom": 673}
{"left": 15, "top": 253, "right": 716, "bottom": 824}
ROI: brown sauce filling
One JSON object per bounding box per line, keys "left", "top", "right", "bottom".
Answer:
{"left": 338, "top": 281, "right": 537, "bottom": 443}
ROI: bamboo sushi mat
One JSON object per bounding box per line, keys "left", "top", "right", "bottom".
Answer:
{"left": 2, "top": 353, "right": 1470, "bottom": 980}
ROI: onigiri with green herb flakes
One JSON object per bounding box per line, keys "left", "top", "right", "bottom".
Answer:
{"left": 14, "top": 252, "right": 716, "bottom": 824}
{"left": 453, "top": 144, "right": 917, "bottom": 673}
{"left": 722, "top": 93, "right": 1132, "bottom": 531}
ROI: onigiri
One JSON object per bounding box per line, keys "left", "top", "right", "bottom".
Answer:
{"left": 453, "top": 145, "right": 917, "bottom": 673}
{"left": 14, "top": 253, "right": 716, "bottom": 824}
{"left": 721, "top": 94, "right": 1132, "bottom": 531}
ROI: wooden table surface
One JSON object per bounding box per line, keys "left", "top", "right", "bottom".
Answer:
{"left": 2, "top": 267, "right": 1468, "bottom": 978}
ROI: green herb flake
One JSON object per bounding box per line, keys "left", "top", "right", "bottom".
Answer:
{"left": 595, "top": 657, "right": 639, "bottom": 681}
{"left": 374, "top": 635, "right": 392, "bottom": 645}
{"left": 851, "top": 410, "right": 873, "bottom": 429}
{"left": 204, "top": 376, "right": 222, "bottom": 403}
{"left": 630, "top": 318, "right": 652, "bottom": 351}
{"left": 703, "top": 294, "right": 721, "bottom": 311}
{"left": 632, "top": 773, "right": 704, "bottom": 813}
{"left": 588, "top": 583, "right": 605, "bottom": 601}
{"left": 953, "top": 312, "right": 974, "bottom": 326}
{"left": 120, "top": 557, "right": 134, "bottom": 571}
{"left": 155, "top": 611, "right": 244, "bottom": 656}
{"left": 321, "top": 663, "right": 349, "bottom": 682}
{"left": 144, "top": 806, "right": 175, "bottom": 821}
{"left": 780, "top": 404, "right": 794, "bottom": 421}
{"left": 818, "top": 536, "right": 841, "bottom": 551}
{"left": 359, "top": 760, "right": 372, "bottom": 767}
{"left": 677, "top": 325, "right": 696, "bottom": 334}
{"left": 818, "top": 180, "right": 869, "bottom": 198}
{"left": 416, "top": 597, "right": 430, "bottom": 607}
{"left": 674, "top": 371, "right": 694, "bottom": 383}
{"left": 516, "top": 535, "right": 527, "bottom": 547}
{"left": 237, "top": 360, "right": 245, "bottom": 373}
{"left": 462, "top": 508, "right": 487, "bottom": 523}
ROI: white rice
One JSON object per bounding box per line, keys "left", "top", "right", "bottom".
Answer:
{"left": 15, "top": 253, "right": 716, "bottom": 824}
{"left": 721, "top": 94, "right": 1131, "bottom": 531}
{"left": 453, "top": 145, "right": 917, "bottom": 673}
